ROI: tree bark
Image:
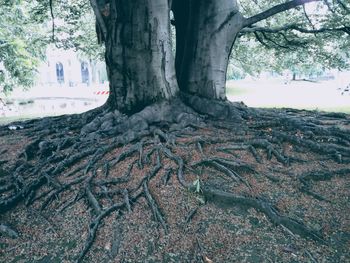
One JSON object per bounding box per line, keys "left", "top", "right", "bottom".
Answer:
{"left": 92, "top": 0, "right": 322, "bottom": 110}
{"left": 101, "top": 0, "right": 178, "bottom": 113}
{"left": 172, "top": 0, "right": 244, "bottom": 100}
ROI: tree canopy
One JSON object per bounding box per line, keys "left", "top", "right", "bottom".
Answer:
{"left": 230, "top": 0, "right": 350, "bottom": 78}
{"left": 0, "top": 0, "right": 103, "bottom": 93}
{"left": 0, "top": 0, "right": 47, "bottom": 93}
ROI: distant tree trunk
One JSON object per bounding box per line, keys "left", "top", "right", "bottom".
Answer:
{"left": 100, "top": 0, "right": 178, "bottom": 113}
{"left": 172, "top": 0, "right": 244, "bottom": 100}
{"left": 292, "top": 72, "right": 297, "bottom": 81}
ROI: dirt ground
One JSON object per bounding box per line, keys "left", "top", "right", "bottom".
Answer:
{"left": 0, "top": 107, "right": 349, "bottom": 263}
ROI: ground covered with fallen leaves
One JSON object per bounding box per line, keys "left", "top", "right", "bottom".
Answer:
{"left": 0, "top": 105, "right": 349, "bottom": 263}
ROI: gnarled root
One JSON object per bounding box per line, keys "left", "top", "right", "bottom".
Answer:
{"left": 0, "top": 98, "right": 349, "bottom": 261}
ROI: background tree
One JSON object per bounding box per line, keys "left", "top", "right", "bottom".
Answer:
{"left": 230, "top": 0, "right": 350, "bottom": 79}
{"left": 0, "top": 0, "right": 104, "bottom": 95}
{"left": 40, "top": 0, "right": 105, "bottom": 60}
{"left": 0, "top": 0, "right": 47, "bottom": 93}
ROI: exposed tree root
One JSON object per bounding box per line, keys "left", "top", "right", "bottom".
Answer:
{"left": 0, "top": 97, "right": 349, "bottom": 261}
{"left": 298, "top": 168, "right": 350, "bottom": 202}
{"left": 202, "top": 187, "right": 324, "bottom": 243}
{"left": 0, "top": 223, "right": 19, "bottom": 239}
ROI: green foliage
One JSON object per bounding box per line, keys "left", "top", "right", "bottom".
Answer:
{"left": 44, "top": 0, "right": 105, "bottom": 60}
{"left": 0, "top": 0, "right": 104, "bottom": 94}
{"left": 230, "top": 0, "right": 350, "bottom": 78}
{"left": 0, "top": 0, "right": 47, "bottom": 93}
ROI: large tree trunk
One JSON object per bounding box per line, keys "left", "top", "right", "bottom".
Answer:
{"left": 101, "top": 0, "right": 178, "bottom": 113}
{"left": 172, "top": 0, "right": 244, "bottom": 100}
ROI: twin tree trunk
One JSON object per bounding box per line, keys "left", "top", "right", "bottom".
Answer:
{"left": 98, "top": 0, "right": 243, "bottom": 113}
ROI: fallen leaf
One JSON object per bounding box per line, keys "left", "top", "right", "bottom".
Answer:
{"left": 203, "top": 256, "right": 213, "bottom": 263}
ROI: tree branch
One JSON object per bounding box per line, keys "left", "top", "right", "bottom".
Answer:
{"left": 336, "top": 0, "right": 350, "bottom": 12}
{"left": 253, "top": 32, "right": 271, "bottom": 48}
{"left": 302, "top": 4, "right": 316, "bottom": 32}
{"left": 240, "top": 24, "right": 350, "bottom": 35}
{"left": 49, "top": 0, "right": 55, "bottom": 42}
{"left": 264, "top": 33, "right": 291, "bottom": 49}
{"left": 243, "top": 0, "right": 321, "bottom": 28}
{"left": 89, "top": 0, "right": 107, "bottom": 40}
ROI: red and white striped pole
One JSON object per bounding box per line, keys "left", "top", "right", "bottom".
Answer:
{"left": 94, "top": 91, "right": 110, "bottom": 95}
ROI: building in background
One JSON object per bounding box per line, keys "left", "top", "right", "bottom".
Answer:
{"left": 36, "top": 46, "right": 108, "bottom": 88}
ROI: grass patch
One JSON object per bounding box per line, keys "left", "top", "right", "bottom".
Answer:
{"left": 226, "top": 85, "right": 248, "bottom": 96}
{"left": 0, "top": 114, "right": 43, "bottom": 125}
{"left": 258, "top": 105, "right": 350, "bottom": 114}
{"left": 314, "top": 106, "right": 350, "bottom": 114}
